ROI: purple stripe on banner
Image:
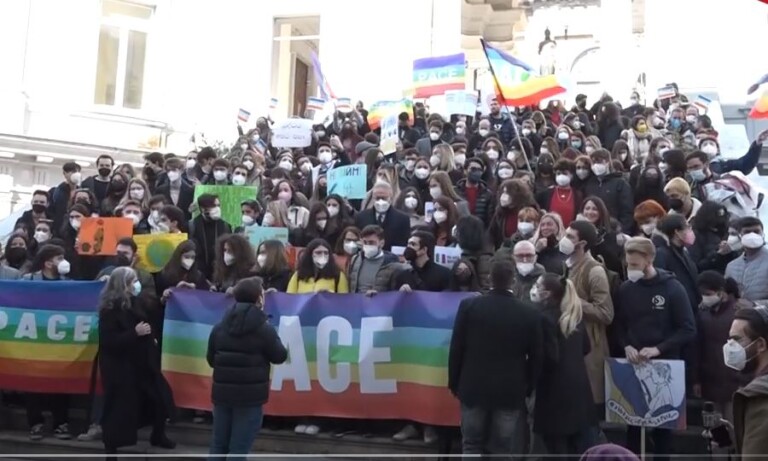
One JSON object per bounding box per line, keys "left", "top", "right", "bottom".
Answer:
{"left": 413, "top": 53, "right": 465, "bottom": 71}
{"left": 165, "top": 289, "right": 234, "bottom": 325}
{"left": 0, "top": 281, "right": 102, "bottom": 312}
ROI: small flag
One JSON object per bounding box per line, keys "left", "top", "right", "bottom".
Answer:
{"left": 307, "top": 96, "right": 325, "bottom": 111}
{"left": 269, "top": 98, "right": 278, "bottom": 110}
{"left": 749, "top": 90, "right": 768, "bottom": 119}
{"left": 336, "top": 97, "right": 353, "bottom": 112}
{"left": 237, "top": 108, "right": 250, "bottom": 123}
{"left": 692, "top": 95, "right": 712, "bottom": 113}
{"left": 657, "top": 86, "right": 676, "bottom": 100}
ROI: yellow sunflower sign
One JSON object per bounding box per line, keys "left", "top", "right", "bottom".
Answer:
{"left": 134, "top": 233, "right": 188, "bottom": 273}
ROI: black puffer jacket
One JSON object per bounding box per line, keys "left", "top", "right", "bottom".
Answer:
{"left": 206, "top": 302, "right": 287, "bottom": 406}
{"left": 454, "top": 179, "right": 494, "bottom": 226}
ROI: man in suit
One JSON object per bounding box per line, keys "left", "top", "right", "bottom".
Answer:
{"left": 354, "top": 182, "right": 410, "bottom": 251}
{"left": 449, "top": 259, "right": 544, "bottom": 459}
{"left": 155, "top": 157, "right": 195, "bottom": 220}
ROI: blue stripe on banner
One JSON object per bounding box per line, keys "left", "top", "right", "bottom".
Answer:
{"left": 165, "top": 290, "right": 234, "bottom": 325}
{"left": 0, "top": 281, "right": 103, "bottom": 312}
{"left": 413, "top": 53, "right": 465, "bottom": 71}
{"left": 0, "top": 306, "right": 98, "bottom": 326}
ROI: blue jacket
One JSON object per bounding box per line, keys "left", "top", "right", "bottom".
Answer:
{"left": 488, "top": 114, "right": 515, "bottom": 146}
{"left": 615, "top": 269, "right": 696, "bottom": 359}
{"left": 710, "top": 141, "right": 762, "bottom": 176}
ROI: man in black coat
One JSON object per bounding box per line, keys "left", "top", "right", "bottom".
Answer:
{"left": 448, "top": 260, "right": 544, "bottom": 458}
{"left": 354, "top": 182, "right": 410, "bottom": 251}
{"left": 155, "top": 158, "right": 195, "bottom": 221}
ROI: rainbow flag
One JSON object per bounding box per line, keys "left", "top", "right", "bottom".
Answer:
{"left": 480, "top": 39, "right": 566, "bottom": 107}
{"left": 0, "top": 281, "right": 102, "bottom": 393}
{"left": 749, "top": 90, "right": 768, "bottom": 119}
{"left": 412, "top": 53, "right": 466, "bottom": 99}
{"left": 162, "top": 290, "right": 471, "bottom": 425}
{"left": 368, "top": 99, "right": 413, "bottom": 131}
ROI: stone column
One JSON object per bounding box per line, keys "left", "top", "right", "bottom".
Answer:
{"left": 276, "top": 23, "right": 293, "bottom": 119}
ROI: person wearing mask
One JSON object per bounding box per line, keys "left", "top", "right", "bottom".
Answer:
{"left": 49, "top": 162, "right": 82, "bottom": 232}
{"left": 579, "top": 196, "right": 624, "bottom": 276}
{"left": 493, "top": 159, "right": 516, "bottom": 191}
{"left": 212, "top": 234, "right": 257, "bottom": 294}
{"left": 531, "top": 272, "right": 596, "bottom": 458}
{"left": 207, "top": 276, "right": 288, "bottom": 461}
{"left": 98, "top": 267, "right": 175, "bottom": 460}
{"left": 561, "top": 220, "right": 614, "bottom": 417}
{"left": 395, "top": 187, "right": 427, "bottom": 228}
{"left": 707, "top": 128, "right": 768, "bottom": 176}
{"left": 203, "top": 158, "right": 231, "bottom": 186}
{"left": 583, "top": 149, "right": 634, "bottom": 231}
{"left": 518, "top": 119, "right": 543, "bottom": 156}
{"left": 397, "top": 148, "right": 420, "bottom": 190}
{"left": 494, "top": 207, "right": 541, "bottom": 262}
{"left": 487, "top": 98, "right": 515, "bottom": 145}
{"left": 190, "top": 194, "right": 232, "bottom": 280}
{"left": 192, "top": 147, "right": 218, "bottom": 184}
{"left": 537, "top": 158, "right": 581, "bottom": 227}
{"left": 534, "top": 152, "right": 556, "bottom": 194}
{"left": 230, "top": 164, "right": 250, "bottom": 188}
{"left": 334, "top": 226, "right": 362, "bottom": 272}
{"left": 0, "top": 241, "right": 22, "bottom": 280}
{"left": 142, "top": 152, "right": 165, "bottom": 193}
{"left": 626, "top": 116, "right": 654, "bottom": 163}
{"left": 253, "top": 240, "right": 292, "bottom": 293}
{"left": 569, "top": 131, "right": 587, "bottom": 154}
{"left": 652, "top": 214, "right": 700, "bottom": 313}
{"left": 323, "top": 195, "right": 353, "bottom": 245}
{"left": 395, "top": 231, "right": 451, "bottom": 293}
{"left": 296, "top": 203, "right": 333, "bottom": 247}
{"left": 21, "top": 244, "right": 72, "bottom": 441}
{"left": 431, "top": 144, "right": 463, "bottom": 184}
{"left": 489, "top": 179, "right": 538, "bottom": 249}
{"left": 448, "top": 259, "right": 544, "bottom": 458}
{"left": 156, "top": 158, "right": 195, "bottom": 221}
{"left": 510, "top": 241, "right": 545, "bottom": 303}
{"left": 663, "top": 178, "right": 701, "bottom": 222}
{"left": 688, "top": 201, "right": 738, "bottom": 273}
{"left": 685, "top": 151, "right": 717, "bottom": 201}
{"left": 82, "top": 155, "right": 115, "bottom": 205}
{"left": 415, "top": 120, "right": 449, "bottom": 158}
{"left": 120, "top": 178, "right": 151, "bottom": 212}
{"left": 398, "top": 112, "right": 422, "bottom": 148}
{"left": 118, "top": 200, "right": 150, "bottom": 235}
{"left": 235, "top": 200, "right": 263, "bottom": 234}
{"left": 408, "top": 157, "right": 432, "bottom": 203}
{"left": 693, "top": 271, "right": 750, "bottom": 424}
{"left": 99, "top": 172, "right": 129, "bottom": 217}
{"left": 662, "top": 148, "right": 689, "bottom": 182}
{"left": 726, "top": 217, "right": 768, "bottom": 305}
{"left": 156, "top": 205, "right": 187, "bottom": 235}
{"left": 454, "top": 216, "right": 493, "bottom": 292}
{"left": 480, "top": 137, "right": 504, "bottom": 172}
{"left": 354, "top": 182, "right": 410, "bottom": 251}
{"left": 633, "top": 165, "right": 667, "bottom": 208}
{"left": 155, "top": 240, "right": 210, "bottom": 304}
{"left": 146, "top": 195, "right": 169, "bottom": 233}
{"left": 271, "top": 180, "right": 310, "bottom": 231}
{"left": 531, "top": 212, "right": 567, "bottom": 275}
{"left": 633, "top": 200, "right": 666, "bottom": 238}
{"left": 16, "top": 190, "right": 52, "bottom": 242}
{"left": 287, "top": 239, "right": 349, "bottom": 295}
{"left": 616, "top": 237, "right": 696, "bottom": 461}
{"left": 729, "top": 306, "right": 768, "bottom": 457}
{"left": 347, "top": 225, "right": 400, "bottom": 295}
{"left": 3, "top": 234, "right": 30, "bottom": 271}
{"left": 429, "top": 197, "right": 459, "bottom": 247}
{"left": 96, "top": 237, "right": 159, "bottom": 308}
{"left": 573, "top": 155, "right": 592, "bottom": 192}
{"left": 467, "top": 119, "right": 492, "bottom": 155}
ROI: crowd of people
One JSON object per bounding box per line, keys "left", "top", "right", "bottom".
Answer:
{"left": 3, "top": 89, "right": 768, "bottom": 460}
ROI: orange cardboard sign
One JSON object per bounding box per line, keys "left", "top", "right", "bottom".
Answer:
{"left": 77, "top": 217, "right": 133, "bottom": 256}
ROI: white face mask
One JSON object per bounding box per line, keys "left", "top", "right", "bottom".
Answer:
{"left": 522, "top": 128, "right": 531, "bottom": 136}
{"left": 592, "top": 163, "right": 608, "bottom": 176}
{"left": 404, "top": 197, "right": 418, "bottom": 210}
{"left": 125, "top": 212, "right": 141, "bottom": 226}
{"left": 727, "top": 234, "right": 742, "bottom": 252}
{"left": 529, "top": 287, "right": 542, "bottom": 303}
{"left": 232, "top": 174, "right": 246, "bottom": 186}
{"left": 585, "top": 146, "right": 595, "bottom": 155}
{"left": 486, "top": 149, "right": 499, "bottom": 160}
{"left": 415, "top": 168, "right": 430, "bottom": 180}
{"left": 478, "top": 128, "right": 489, "bottom": 137}
{"left": 686, "top": 115, "right": 697, "bottom": 124}
{"left": 313, "top": 255, "right": 329, "bottom": 269}
{"left": 429, "top": 187, "right": 442, "bottom": 200}
{"left": 242, "top": 215, "right": 254, "bottom": 226}
{"left": 429, "top": 132, "right": 440, "bottom": 141}
{"left": 627, "top": 269, "right": 644, "bottom": 282}
{"left": 555, "top": 174, "right": 571, "bottom": 187}
{"left": 374, "top": 199, "right": 390, "bottom": 214}
{"left": 208, "top": 206, "right": 222, "bottom": 220}
{"left": 430, "top": 155, "right": 441, "bottom": 168}
{"left": 741, "top": 233, "right": 765, "bottom": 249}
{"left": 456, "top": 127, "right": 465, "bottom": 135}
{"left": 557, "top": 132, "right": 569, "bottom": 140}
{"left": 454, "top": 154, "right": 466, "bottom": 166}
{"left": 185, "top": 159, "right": 197, "bottom": 169}
{"left": 242, "top": 160, "right": 254, "bottom": 170}
{"left": 181, "top": 256, "right": 195, "bottom": 270}
{"left": 433, "top": 210, "right": 447, "bottom": 223}
{"left": 620, "top": 152, "right": 628, "bottom": 162}
{"left": 516, "top": 262, "right": 534, "bottom": 276}
{"left": 300, "top": 163, "right": 312, "bottom": 174}
{"left": 213, "top": 171, "right": 228, "bottom": 182}
{"left": 70, "top": 218, "right": 81, "bottom": 230}
{"left": 168, "top": 170, "right": 181, "bottom": 182}
{"left": 130, "top": 189, "right": 145, "bottom": 200}
{"left": 327, "top": 205, "right": 339, "bottom": 218}
{"left": 701, "top": 294, "right": 721, "bottom": 308}
{"left": 57, "top": 259, "right": 71, "bottom": 275}
{"left": 498, "top": 168, "right": 514, "bottom": 179}
{"left": 344, "top": 241, "right": 359, "bottom": 255}
{"left": 316, "top": 219, "right": 327, "bottom": 230}
{"left": 540, "top": 148, "right": 549, "bottom": 155}
{"left": 318, "top": 151, "right": 333, "bottom": 164}
{"left": 723, "top": 339, "right": 753, "bottom": 371}
{"left": 576, "top": 168, "right": 590, "bottom": 180}
{"left": 223, "top": 252, "right": 235, "bottom": 266}
{"left": 34, "top": 231, "right": 50, "bottom": 244}
{"left": 499, "top": 193, "right": 511, "bottom": 207}
{"left": 279, "top": 161, "right": 294, "bottom": 172}
{"left": 641, "top": 222, "right": 656, "bottom": 236}
{"left": 558, "top": 237, "right": 575, "bottom": 256}
{"left": 658, "top": 147, "right": 670, "bottom": 156}
{"left": 518, "top": 222, "right": 535, "bottom": 236}
{"left": 701, "top": 144, "right": 718, "bottom": 157}
{"left": 405, "top": 160, "right": 416, "bottom": 171}
{"left": 256, "top": 254, "right": 267, "bottom": 267}
{"left": 363, "top": 244, "right": 380, "bottom": 259}
{"left": 507, "top": 151, "right": 518, "bottom": 162}
{"left": 70, "top": 172, "right": 82, "bottom": 184}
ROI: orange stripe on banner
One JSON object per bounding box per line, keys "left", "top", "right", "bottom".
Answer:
{"left": 0, "top": 373, "right": 91, "bottom": 394}
{"left": 164, "top": 372, "right": 460, "bottom": 426}
{"left": 0, "top": 358, "right": 92, "bottom": 379}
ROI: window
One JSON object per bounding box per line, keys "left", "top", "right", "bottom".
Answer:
{"left": 93, "top": 0, "right": 153, "bottom": 109}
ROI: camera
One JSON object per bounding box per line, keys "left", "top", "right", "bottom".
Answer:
{"left": 701, "top": 401, "right": 733, "bottom": 452}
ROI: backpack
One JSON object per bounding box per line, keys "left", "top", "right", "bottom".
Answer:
{"left": 595, "top": 254, "right": 623, "bottom": 305}
{"left": 703, "top": 171, "right": 765, "bottom": 219}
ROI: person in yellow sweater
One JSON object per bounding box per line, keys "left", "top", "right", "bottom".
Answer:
{"left": 286, "top": 238, "right": 349, "bottom": 295}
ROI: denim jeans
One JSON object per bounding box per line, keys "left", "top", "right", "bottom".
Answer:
{"left": 460, "top": 404, "right": 526, "bottom": 461}
{"left": 208, "top": 404, "right": 264, "bottom": 461}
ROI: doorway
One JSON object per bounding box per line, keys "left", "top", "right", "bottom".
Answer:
{"left": 293, "top": 58, "right": 309, "bottom": 117}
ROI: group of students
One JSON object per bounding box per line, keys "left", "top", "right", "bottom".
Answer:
{"left": 2, "top": 89, "right": 768, "bottom": 459}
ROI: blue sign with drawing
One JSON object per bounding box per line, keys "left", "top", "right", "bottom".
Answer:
{"left": 327, "top": 164, "right": 368, "bottom": 199}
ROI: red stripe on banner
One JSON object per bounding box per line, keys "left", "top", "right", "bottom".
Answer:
{"left": 413, "top": 82, "right": 465, "bottom": 99}
{"left": 0, "top": 358, "right": 92, "bottom": 379}
{"left": 500, "top": 86, "right": 567, "bottom": 107}
{"left": 0, "top": 373, "right": 91, "bottom": 394}
{"left": 164, "top": 372, "right": 460, "bottom": 426}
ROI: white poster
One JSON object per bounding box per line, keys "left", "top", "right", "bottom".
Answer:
{"left": 272, "top": 118, "right": 314, "bottom": 148}
{"left": 380, "top": 112, "right": 398, "bottom": 155}
{"left": 434, "top": 246, "right": 462, "bottom": 269}
{"left": 445, "top": 90, "right": 479, "bottom": 116}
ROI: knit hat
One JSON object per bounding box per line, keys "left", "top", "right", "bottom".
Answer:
{"left": 664, "top": 177, "right": 691, "bottom": 196}
{"left": 580, "top": 444, "right": 640, "bottom": 461}
{"left": 625, "top": 236, "right": 656, "bottom": 258}
{"left": 355, "top": 141, "right": 377, "bottom": 155}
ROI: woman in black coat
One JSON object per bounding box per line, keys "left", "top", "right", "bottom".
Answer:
{"left": 688, "top": 201, "right": 738, "bottom": 274}
{"left": 254, "top": 240, "right": 293, "bottom": 292}
{"left": 99, "top": 267, "right": 175, "bottom": 458}
{"left": 532, "top": 272, "right": 597, "bottom": 457}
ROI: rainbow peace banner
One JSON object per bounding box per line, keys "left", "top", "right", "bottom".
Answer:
{"left": 368, "top": 99, "right": 413, "bottom": 131}
{"left": 162, "top": 290, "right": 474, "bottom": 425}
{"left": 0, "top": 281, "right": 102, "bottom": 393}
{"left": 412, "top": 53, "right": 466, "bottom": 99}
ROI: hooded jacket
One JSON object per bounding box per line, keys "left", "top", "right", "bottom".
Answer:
{"left": 206, "top": 302, "right": 288, "bottom": 406}
{"left": 583, "top": 172, "right": 635, "bottom": 231}
{"left": 615, "top": 269, "right": 696, "bottom": 359}
{"left": 734, "top": 373, "right": 768, "bottom": 458}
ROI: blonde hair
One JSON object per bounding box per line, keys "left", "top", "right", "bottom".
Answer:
{"left": 429, "top": 171, "right": 463, "bottom": 202}
{"left": 98, "top": 266, "right": 137, "bottom": 311}
{"left": 530, "top": 212, "right": 565, "bottom": 243}
{"left": 433, "top": 144, "right": 456, "bottom": 173}
{"left": 119, "top": 178, "right": 151, "bottom": 211}
{"left": 559, "top": 279, "right": 582, "bottom": 337}
{"left": 266, "top": 200, "right": 290, "bottom": 228}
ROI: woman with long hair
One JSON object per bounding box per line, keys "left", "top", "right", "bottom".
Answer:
{"left": 3, "top": 234, "right": 30, "bottom": 271}
{"left": 212, "top": 234, "right": 257, "bottom": 293}
{"left": 408, "top": 157, "right": 432, "bottom": 205}
{"left": 323, "top": 194, "right": 353, "bottom": 245}
{"left": 489, "top": 178, "right": 538, "bottom": 249}
{"left": 120, "top": 178, "right": 151, "bottom": 211}
{"left": 271, "top": 180, "right": 310, "bottom": 230}
{"left": 296, "top": 202, "right": 334, "bottom": 247}
{"left": 155, "top": 240, "right": 210, "bottom": 303}
{"left": 688, "top": 201, "right": 737, "bottom": 274}
{"left": 531, "top": 272, "right": 596, "bottom": 459}
{"left": 69, "top": 188, "right": 99, "bottom": 217}
{"left": 579, "top": 196, "right": 624, "bottom": 276}
{"left": 431, "top": 144, "right": 463, "bottom": 183}
{"left": 395, "top": 187, "right": 427, "bottom": 228}
{"left": 254, "top": 240, "right": 293, "bottom": 292}
{"left": 99, "top": 267, "right": 175, "bottom": 459}
{"left": 100, "top": 172, "right": 129, "bottom": 217}
{"left": 428, "top": 171, "right": 469, "bottom": 216}
{"left": 531, "top": 212, "right": 567, "bottom": 275}
{"left": 633, "top": 165, "right": 667, "bottom": 208}
{"left": 429, "top": 196, "right": 459, "bottom": 247}
{"left": 287, "top": 239, "right": 349, "bottom": 295}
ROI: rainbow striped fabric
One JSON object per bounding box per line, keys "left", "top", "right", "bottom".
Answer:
{"left": 0, "top": 281, "right": 102, "bottom": 393}
{"left": 750, "top": 90, "right": 768, "bottom": 119}
{"left": 368, "top": 99, "right": 413, "bottom": 131}
{"left": 412, "top": 53, "right": 466, "bottom": 99}
{"left": 162, "top": 290, "right": 473, "bottom": 425}
{"left": 481, "top": 39, "right": 566, "bottom": 107}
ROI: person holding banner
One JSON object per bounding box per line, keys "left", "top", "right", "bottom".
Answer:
{"left": 207, "top": 276, "right": 288, "bottom": 461}
{"left": 212, "top": 234, "right": 257, "bottom": 294}
{"left": 156, "top": 240, "right": 211, "bottom": 303}
{"left": 253, "top": 240, "right": 292, "bottom": 292}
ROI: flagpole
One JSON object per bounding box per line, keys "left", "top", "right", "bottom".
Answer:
{"left": 480, "top": 39, "right": 533, "bottom": 173}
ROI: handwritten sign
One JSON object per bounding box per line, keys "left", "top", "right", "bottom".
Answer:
{"left": 272, "top": 118, "right": 313, "bottom": 148}
{"left": 77, "top": 217, "right": 133, "bottom": 256}
{"left": 445, "top": 90, "right": 479, "bottom": 116}
{"left": 328, "top": 164, "right": 368, "bottom": 199}
{"left": 245, "top": 226, "right": 289, "bottom": 250}
{"left": 380, "top": 112, "right": 398, "bottom": 155}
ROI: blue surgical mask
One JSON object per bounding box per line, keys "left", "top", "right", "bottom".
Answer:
{"left": 670, "top": 118, "right": 681, "bottom": 130}
{"left": 572, "top": 140, "right": 582, "bottom": 149}
{"left": 132, "top": 280, "right": 142, "bottom": 297}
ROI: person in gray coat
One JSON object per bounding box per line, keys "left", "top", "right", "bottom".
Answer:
{"left": 725, "top": 217, "right": 768, "bottom": 305}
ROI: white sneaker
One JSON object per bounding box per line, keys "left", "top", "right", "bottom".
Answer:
{"left": 304, "top": 424, "right": 320, "bottom": 436}
{"left": 294, "top": 424, "right": 307, "bottom": 434}
{"left": 393, "top": 424, "right": 418, "bottom": 441}
{"left": 423, "top": 425, "right": 438, "bottom": 444}
{"left": 77, "top": 424, "right": 102, "bottom": 442}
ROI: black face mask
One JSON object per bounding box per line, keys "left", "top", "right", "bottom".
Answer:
{"left": 5, "top": 247, "right": 27, "bottom": 266}
{"left": 111, "top": 182, "right": 126, "bottom": 195}
{"left": 32, "top": 204, "right": 47, "bottom": 214}
{"left": 403, "top": 247, "right": 418, "bottom": 262}
{"left": 98, "top": 168, "right": 111, "bottom": 177}
{"left": 114, "top": 254, "right": 132, "bottom": 267}
{"left": 668, "top": 198, "right": 684, "bottom": 211}
{"left": 468, "top": 171, "right": 483, "bottom": 184}
{"left": 538, "top": 164, "right": 553, "bottom": 175}
{"left": 643, "top": 176, "right": 660, "bottom": 187}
